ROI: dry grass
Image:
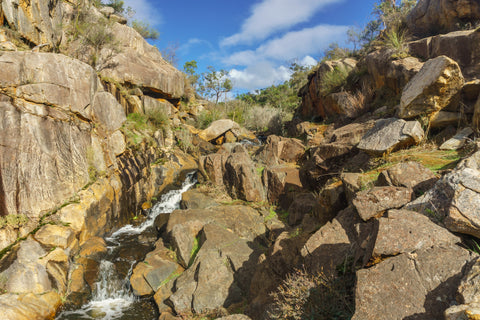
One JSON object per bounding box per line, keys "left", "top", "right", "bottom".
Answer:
{"left": 195, "top": 182, "right": 233, "bottom": 203}
{"left": 268, "top": 268, "right": 354, "bottom": 320}
{"left": 357, "top": 143, "right": 471, "bottom": 188}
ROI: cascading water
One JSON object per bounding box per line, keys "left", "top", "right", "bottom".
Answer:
{"left": 56, "top": 172, "right": 197, "bottom": 320}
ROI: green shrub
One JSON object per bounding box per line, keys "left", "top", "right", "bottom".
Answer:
{"left": 146, "top": 108, "right": 169, "bottom": 130}
{"left": 320, "top": 65, "right": 350, "bottom": 96}
{"left": 381, "top": 27, "right": 409, "bottom": 59}
{"left": 131, "top": 20, "right": 159, "bottom": 39}
{"left": 268, "top": 268, "right": 354, "bottom": 320}
{"left": 66, "top": 5, "right": 119, "bottom": 70}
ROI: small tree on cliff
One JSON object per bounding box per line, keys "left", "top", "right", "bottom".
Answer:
{"left": 199, "top": 66, "right": 232, "bottom": 105}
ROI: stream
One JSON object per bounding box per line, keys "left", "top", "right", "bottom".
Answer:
{"left": 56, "top": 172, "right": 197, "bottom": 320}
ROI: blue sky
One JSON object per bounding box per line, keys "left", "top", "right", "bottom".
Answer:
{"left": 122, "top": 0, "right": 378, "bottom": 94}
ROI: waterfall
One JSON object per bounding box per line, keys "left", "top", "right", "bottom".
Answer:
{"left": 57, "top": 172, "right": 197, "bottom": 320}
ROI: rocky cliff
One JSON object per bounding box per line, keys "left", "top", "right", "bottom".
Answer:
{"left": 0, "top": 1, "right": 197, "bottom": 318}
{"left": 3, "top": 0, "right": 480, "bottom": 320}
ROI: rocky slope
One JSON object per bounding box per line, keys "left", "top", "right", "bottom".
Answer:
{"left": 2, "top": 0, "right": 480, "bottom": 320}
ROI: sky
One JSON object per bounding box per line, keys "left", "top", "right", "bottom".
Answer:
{"left": 121, "top": 0, "right": 378, "bottom": 95}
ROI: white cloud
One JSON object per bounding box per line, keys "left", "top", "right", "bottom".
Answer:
{"left": 229, "top": 61, "right": 291, "bottom": 90}
{"left": 221, "top": 0, "right": 345, "bottom": 46}
{"left": 300, "top": 55, "right": 318, "bottom": 67}
{"left": 224, "top": 24, "right": 349, "bottom": 64}
{"left": 122, "top": 0, "right": 162, "bottom": 25}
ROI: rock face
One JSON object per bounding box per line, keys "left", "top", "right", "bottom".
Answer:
{"left": 357, "top": 118, "right": 424, "bottom": 156}
{"left": 407, "top": 0, "right": 480, "bottom": 37}
{"left": 0, "top": 0, "right": 64, "bottom": 48}
{"left": 409, "top": 29, "right": 480, "bottom": 80}
{"left": 365, "top": 49, "right": 424, "bottom": 94}
{"left": 298, "top": 58, "right": 358, "bottom": 120}
{"left": 353, "top": 246, "right": 473, "bottom": 320}
{"left": 0, "top": 52, "right": 105, "bottom": 219}
{"left": 398, "top": 56, "right": 464, "bottom": 119}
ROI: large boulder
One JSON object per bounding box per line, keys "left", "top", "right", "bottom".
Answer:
{"left": 357, "top": 118, "right": 424, "bottom": 156}
{"left": 314, "top": 121, "right": 375, "bottom": 159}
{"left": 365, "top": 49, "right": 424, "bottom": 94}
{"left": 198, "top": 119, "right": 256, "bottom": 144}
{"left": 377, "top": 161, "right": 438, "bottom": 195}
{"left": 168, "top": 223, "right": 261, "bottom": 315}
{"left": 352, "top": 186, "right": 413, "bottom": 221}
{"left": 353, "top": 246, "right": 473, "bottom": 320}
{"left": 255, "top": 135, "right": 305, "bottom": 166}
{"left": 130, "top": 240, "right": 182, "bottom": 296}
{"left": 368, "top": 209, "right": 460, "bottom": 260}
{"left": 301, "top": 207, "right": 368, "bottom": 276}
{"left": 224, "top": 149, "right": 265, "bottom": 202}
{"left": 166, "top": 205, "right": 265, "bottom": 269}
{"left": 407, "top": 0, "right": 480, "bottom": 37}
{"left": 398, "top": 56, "right": 464, "bottom": 119}
{"left": 0, "top": 291, "right": 62, "bottom": 320}
{"left": 100, "top": 22, "right": 185, "bottom": 99}
{"left": 405, "top": 151, "right": 480, "bottom": 237}
{"left": 409, "top": 29, "right": 480, "bottom": 80}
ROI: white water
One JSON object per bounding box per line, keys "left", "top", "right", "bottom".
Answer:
{"left": 57, "top": 172, "right": 197, "bottom": 320}
{"left": 106, "top": 172, "right": 197, "bottom": 243}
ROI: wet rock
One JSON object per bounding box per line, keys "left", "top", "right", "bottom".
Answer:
{"left": 407, "top": 0, "right": 480, "bottom": 37}
{"left": 34, "top": 224, "right": 75, "bottom": 249}
{"left": 130, "top": 241, "right": 181, "bottom": 296}
{"left": 352, "top": 186, "right": 413, "bottom": 221}
{"left": 440, "top": 127, "right": 474, "bottom": 150}
{"left": 357, "top": 118, "right": 424, "bottom": 156}
{"left": 377, "top": 161, "right": 438, "bottom": 195}
{"left": 353, "top": 246, "right": 473, "bottom": 320}
{"left": 399, "top": 56, "right": 464, "bottom": 119}
{"left": 369, "top": 209, "right": 460, "bottom": 260}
